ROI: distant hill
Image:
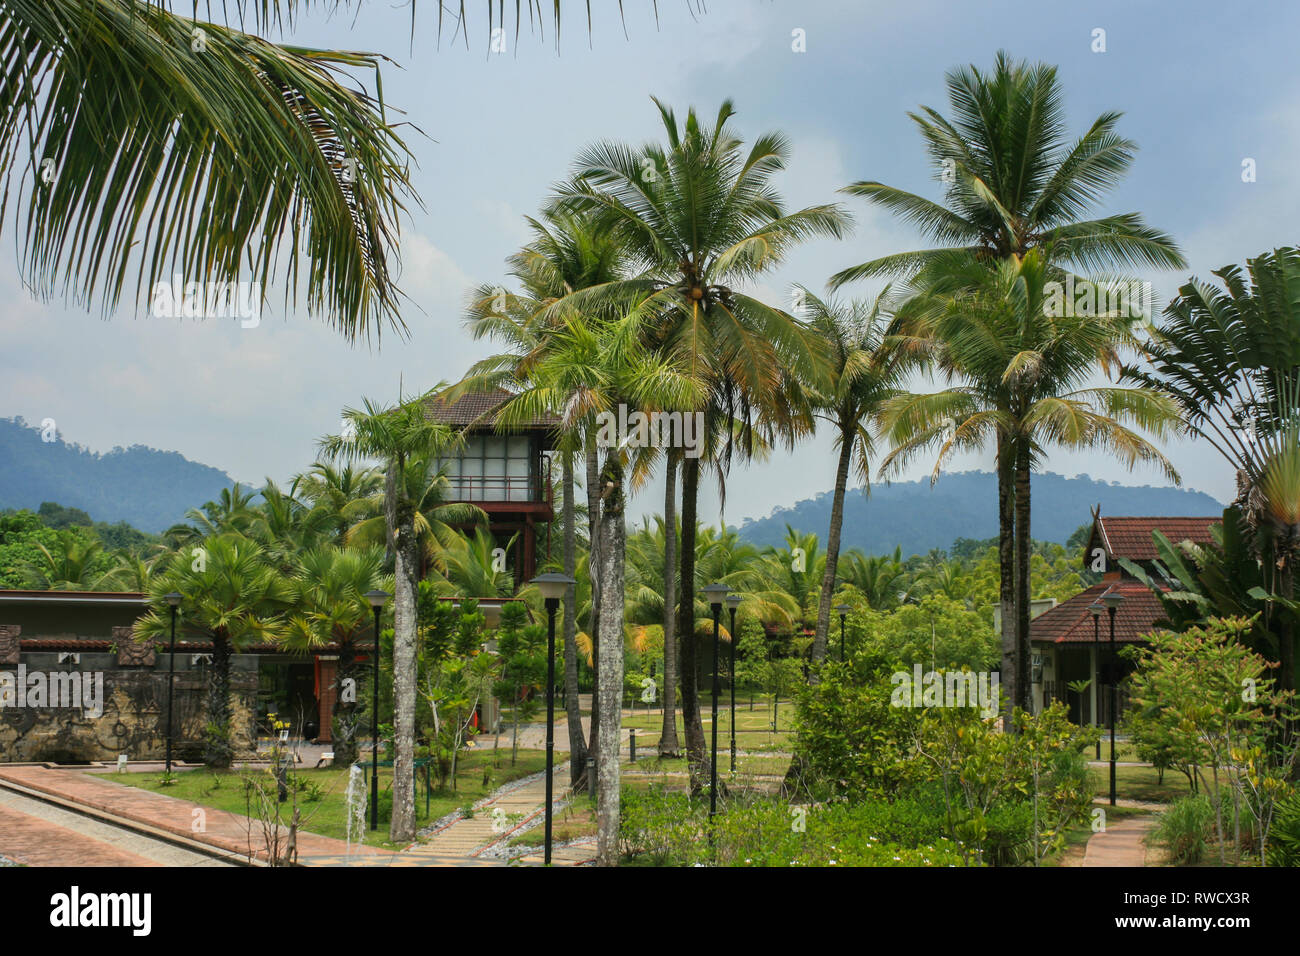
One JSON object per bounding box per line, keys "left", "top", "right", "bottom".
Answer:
{"left": 0, "top": 417, "right": 237, "bottom": 533}
{"left": 735, "top": 470, "right": 1225, "bottom": 557}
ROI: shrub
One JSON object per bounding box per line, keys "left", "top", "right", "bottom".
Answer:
{"left": 1267, "top": 792, "right": 1300, "bottom": 867}
{"left": 1154, "top": 795, "right": 1214, "bottom": 864}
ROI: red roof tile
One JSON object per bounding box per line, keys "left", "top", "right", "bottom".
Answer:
{"left": 1030, "top": 579, "right": 1169, "bottom": 645}
{"left": 1089, "top": 516, "right": 1219, "bottom": 564}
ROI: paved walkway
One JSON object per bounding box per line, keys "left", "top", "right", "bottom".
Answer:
{"left": 0, "top": 765, "right": 380, "bottom": 865}
{"left": 1082, "top": 799, "right": 1162, "bottom": 866}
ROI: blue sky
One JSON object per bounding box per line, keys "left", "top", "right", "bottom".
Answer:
{"left": 2, "top": 0, "right": 1297, "bottom": 528}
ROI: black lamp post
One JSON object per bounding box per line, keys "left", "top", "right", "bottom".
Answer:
{"left": 835, "top": 604, "right": 851, "bottom": 663}
{"left": 725, "top": 593, "right": 741, "bottom": 773}
{"left": 702, "top": 582, "right": 730, "bottom": 828}
{"left": 163, "top": 592, "right": 182, "bottom": 775}
{"left": 1102, "top": 588, "right": 1124, "bottom": 807}
{"left": 1089, "top": 600, "right": 1104, "bottom": 760}
{"left": 364, "top": 589, "right": 389, "bottom": 831}
{"left": 532, "top": 572, "right": 576, "bottom": 866}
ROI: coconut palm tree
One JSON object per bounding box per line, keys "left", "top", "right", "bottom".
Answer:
{"left": 137, "top": 534, "right": 291, "bottom": 767}
{"left": 551, "top": 97, "right": 849, "bottom": 784}
{"left": 832, "top": 50, "right": 1185, "bottom": 716}
{"left": 839, "top": 547, "right": 908, "bottom": 611}
{"left": 1123, "top": 247, "right": 1300, "bottom": 691}
{"left": 318, "top": 391, "right": 461, "bottom": 843}
{"left": 493, "top": 308, "right": 704, "bottom": 867}
{"left": 293, "top": 464, "right": 385, "bottom": 547}
{"left": 799, "top": 286, "right": 906, "bottom": 661}
{"left": 459, "top": 207, "right": 630, "bottom": 779}
{"left": 880, "top": 249, "right": 1182, "bottom": 715}
{"left": 0, "top": 1, "right": 419, "bottom": 338}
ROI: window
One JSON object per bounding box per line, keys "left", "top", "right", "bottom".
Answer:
{"left": 435, "top": 433, "right": 535, "bottom": 501}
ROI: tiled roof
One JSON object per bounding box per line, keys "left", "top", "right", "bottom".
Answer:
{"left": 1089, "top": 516, "right": 1219, "bottom": 564}
{"left": 1030, "top": 579, "right": 1169, "bottom": 645}
{"left": 423, "top": 388, "right": 558, "bottom": 429}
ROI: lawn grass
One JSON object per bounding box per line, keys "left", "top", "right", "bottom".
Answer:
{"left": 108, "top": 748, "right": 549, "bottom": 849}
{"left": 1091, "top": 763, "right": 1193, "bottom": 804}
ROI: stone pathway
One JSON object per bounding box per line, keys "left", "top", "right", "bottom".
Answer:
{"left": 298, "top": 763, "right": 595, "bottom": 867}
{"left": 1082, "top": 799, "right": 1162, "bottom": 867}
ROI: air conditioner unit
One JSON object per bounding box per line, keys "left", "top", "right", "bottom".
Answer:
{"left": 58, "top": 652, "right": 80, "bottom": 665}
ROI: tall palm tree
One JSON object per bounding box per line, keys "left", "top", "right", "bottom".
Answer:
{"left": 799, "top": 287, "right": 905, "bottom": 661}
{"left": 493, "top": 309, "right": 704, "bottom": 867}
{"left": 880, "top": 250, "right": 1182, "bottom": 716}
{"left": 319, "top": 391, "right": 460, "bottom": 843}
{"left": 137, "top": 534, "right": 291, "bottom": 767}
{"left": 832, "top": 51, "right": 1185, "bottom": 716}
{"left": 1123, "top": 247, "right": 1300, "bottom": 691}
{"left": 551, "top": 97, "right": 849, "bottom": 785}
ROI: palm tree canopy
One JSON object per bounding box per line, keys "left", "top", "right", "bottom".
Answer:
{"left": 831, "top": 50, "right": 1185, "bottom": 287}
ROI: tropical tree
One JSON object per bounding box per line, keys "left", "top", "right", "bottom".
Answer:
{"left": 493, "top": 307, "right": 705, "bottom": 866}
{"left": 293, "top": 463, "right": 385, "bottom": 546}
{"left": 551, "top": 97, "right": 849, "bottom": 785}
{"left": 1122, "top": 247, "right": 1300, "bottom": 692}
{"left": 137, "top": 534, "right": 292, "bottom": 767}
{"left": 25, "top": 529, "right": 111, "bottom": 589}
{"left": 832, "top": 51, "right": 1184, "bottom": 717}
{"left": 800, "top": 287, "right": 905, "bottom": 660}
{"left": 318, "top": 391, "right": 461, "bottom": 844}
{"left": 839, "top": 547, "right": 909, "bottom": 611}
{"left": 879, "top": 250, "right": 1181, "bottom": 716}
{"left": 280, "top": 546, "right": 389, "bottom": 766}
{"left": 460, "top": 207, "right": 629, "bottom": 780}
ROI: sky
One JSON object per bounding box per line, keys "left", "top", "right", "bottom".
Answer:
{"left": 3, "top": 0, "right": 1297, "bottom": 530}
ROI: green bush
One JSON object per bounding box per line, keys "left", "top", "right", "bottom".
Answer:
{"left": 1154, "top": 795, "right": 1214, "bottom": 864}
{"left": 1267, "top": 792, "right": 1300, "bottom": 867}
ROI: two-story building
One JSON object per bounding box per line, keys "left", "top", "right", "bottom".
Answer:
{"left": 423, "top": 388, "right": 558, "bottom": 587}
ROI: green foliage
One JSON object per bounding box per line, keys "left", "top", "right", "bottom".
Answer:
{"left": 1154, "top": 795, "right": 1215, "bottom": 865}
{"left": 1268, "top": 792, "right": 1300, "bottom": 867}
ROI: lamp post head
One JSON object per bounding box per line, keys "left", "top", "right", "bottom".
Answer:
{"left": 365, "top": 589, "right": 390, "bottom": 610}
{"left": 701, "top": 582, "right": 730, "bottom": 610}
{"left": 835, "top": 604, "right": 851, "bottom": 617}
{"left": 531, "top": 572, "right": 576, "bottom": 602}
{"left": 1088, "top": 600, "right": 1104, "bottom": 619}
{"left": 1102, "top": 589, "right": 1125, "bottom": 612}
{"left": 164, "top": 591, "right": 182, "bottom": 609}
{"left": 725, "top": 594, "right": 742, "bottom": 611}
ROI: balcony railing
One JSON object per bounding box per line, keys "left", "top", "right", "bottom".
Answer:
{"left": 445, "top": 472, "right": 551, "bottom": 506}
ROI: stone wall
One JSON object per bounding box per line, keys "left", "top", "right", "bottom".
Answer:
{"left": 0, "top": 645, "right": 258, "bottom": 763}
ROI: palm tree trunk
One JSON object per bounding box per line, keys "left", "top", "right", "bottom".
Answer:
{"left": 388, "top": 459, "right": 419, "bottom": 843}
{"left": 1014, "top": 441, "right": 1034, "bottom": 716}
{"left": 332, "top": 642, "right": 358, "bottom": 766}
{"left": 562, "top": 449, "right": 587, "bottom": 786}
{"left": 812, "top": 422, "right": 855, "bottom": 662}
{"left": 678, "top": 456, "right": 709, "bottom": 791}
{"left": 659, "top": 452, "right": 681, "bottom": 757}
{"left": 997, "top": 434, "right": 1017, "bottom": 726}
{"left": 585, "top": 431, "right": 602, "bottom": 758}
{"left": 205, "top": 630, "right": 233, "bottom": 769}
{"left": 595, "top": 452, "right": 626, "bottom": 866}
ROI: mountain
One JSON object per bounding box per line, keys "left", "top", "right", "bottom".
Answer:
{"left": 0, "top": 417, "right": 238, "bottom": 533}
{"left": 735, "top": 471, "right": 1226, "bottom": 556}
